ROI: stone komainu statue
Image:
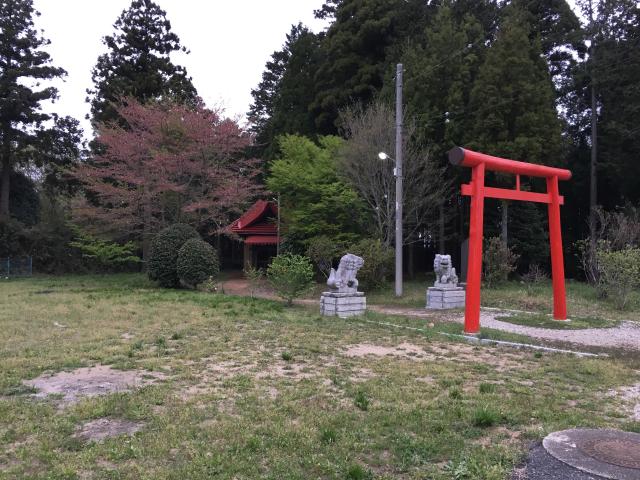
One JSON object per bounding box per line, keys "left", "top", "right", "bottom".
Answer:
{"left": 327, "top": 253, "right": 364, "bottom": 294}
{"left": 433, "top": 254, "right": 458, "bottom": 287}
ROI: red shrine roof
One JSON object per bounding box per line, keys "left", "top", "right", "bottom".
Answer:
{"left": 229, "top": 200, "right": 278, "bottom": 240}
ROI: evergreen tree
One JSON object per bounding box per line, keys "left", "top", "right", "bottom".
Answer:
{"left": 0, "top": 0, "right": 66, "bottom": 221}
{"left": 511, "top": 0, "right": 583, "bottom": 115}
{"left": 591, "top": 0, "right": 640, "bottom": 205}
{"left": 310, "top": 0, "right": 434, "bottom": 134}
{"left": 467, "top": 9, "right": 563, "bottom": 256}
{"left": 88, "top": 0, "right": 197, "bottom": 126}
{"left": 392, "top": 2, "right": 489, "bottom": 250}
{"left": 248, "top": 24, "right": 321, "bottom": 159}
{"left": 400, "top": 4, "right": 486, "bottom": 159}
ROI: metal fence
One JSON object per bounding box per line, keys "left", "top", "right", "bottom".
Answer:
{"left": 1, "top": 257, "right": 33, "bottom": 278}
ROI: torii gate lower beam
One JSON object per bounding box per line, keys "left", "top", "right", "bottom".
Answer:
{"left": 448, "top": 147, "right": 572, "bottom": 334}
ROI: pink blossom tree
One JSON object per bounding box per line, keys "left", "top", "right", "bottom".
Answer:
{"left": 74, "top": 98, "right": 262, "bottom": 259}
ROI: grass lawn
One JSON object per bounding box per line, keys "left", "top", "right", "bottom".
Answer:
{"left": 1, "top": 274, "right": 639, "bottom": 479}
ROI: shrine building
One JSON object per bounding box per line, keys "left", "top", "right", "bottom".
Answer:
{"left": 227, "top": 200, "right": 279, "bottom": 270}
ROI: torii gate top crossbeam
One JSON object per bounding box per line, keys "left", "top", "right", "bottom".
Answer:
{"left": 449, "top": 147, "right": 572, "bottom": 181}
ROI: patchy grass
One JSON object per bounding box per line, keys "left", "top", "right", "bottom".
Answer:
{"left": 1, "top": 273, "right": 639, "bottom": 479}
{"left": 495, "top": 312, "right": 620, "bottom": 330}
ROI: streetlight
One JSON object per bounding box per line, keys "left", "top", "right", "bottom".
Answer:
{"left": 378, "top": 150, "right": 402, "bottom": 297}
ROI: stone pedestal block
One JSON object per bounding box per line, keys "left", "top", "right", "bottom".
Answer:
{"left": 320, "top": 291, "right": 366, "bottom": 318}
{"left": 426, "top": 286, "right": 465, "bottom": 309}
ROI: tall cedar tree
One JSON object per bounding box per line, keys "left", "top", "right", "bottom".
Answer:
{"left": 88, "top": 0, "right": 197, "bottom": 126}
{"left": 467, "top": 9, "right": 563, "bottom": 263}
{"left": 0, "top": 0, "right": 66, "bottom": 220}
{"left": 396, "top": 3, "right": 487, "bottom": 251}
{"left": 310, "top": 0, "right": 433, "bottom": 134}
{"left": 74, "top": 99, "right": 261, "bottom": 260}
{"left": 400, "top": 4, "right": 485, "bottom": 154}
{"left": 248, "top": 24, "right": 321, "bottom": 159}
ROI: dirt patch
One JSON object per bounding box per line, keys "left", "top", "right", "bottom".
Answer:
{"left": 350, "top": 368, "right": 377, "bottom": 382}
{"left": 607, "top": 382, "right": 640, "bottom": 421}
{"left": 74, "top": 418, "right": 143, "bottom": 443}
{"left": 343, "top": 342, "right": 433, "bottom": 360}
{"left": 255, "top": 362, "right": 314, "bottom": 380}
{"left": 23, "top": 365, "right": 166, "bottom": 405}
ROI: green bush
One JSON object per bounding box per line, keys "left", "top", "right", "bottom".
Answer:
{"left": 348, "top": 238, "right": 394, "bottom": 290}
{"left": 482, "top": 237, "right": 519, "bottom": 288}
{"left": 69, "top": 225, "right": 140, "bottom": 271}
{"left": 148, "top": 223, "right": 199, "bottom": 288}
{"left": 267, "top": 253, "right": 314, "bottom": 306}
{"left": 596, "top": 245, "right": 640, "bottom": 310}
{"left": 177, "top": 238, "right": 219, "bottom": 288}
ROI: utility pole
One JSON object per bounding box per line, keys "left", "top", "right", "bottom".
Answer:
{"left": 588, "top": 0, "right": 598, "bottom": 253}
{"left": 395, "top": 63, "right": 403, "bottom": 297}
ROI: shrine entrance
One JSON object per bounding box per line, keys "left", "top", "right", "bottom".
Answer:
{"left": 448, "top": 147, "right": 572, "bottom": 334}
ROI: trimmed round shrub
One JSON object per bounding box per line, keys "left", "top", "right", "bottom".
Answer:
{"left": 148, "top": 223, "right": 199, "bottom": 288}
{"left": 267, "top": 253, "right": 314, "bottom": 306}
{"left": 177, "top": 238, "right": 219, "bottom": 288}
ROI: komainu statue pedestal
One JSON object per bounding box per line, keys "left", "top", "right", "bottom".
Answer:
{"left": 320, "top": 291, "right": 366, "bottom": 318}
{"left": 320, "top": 253, "right": 366, "bottom": 318}
{"left": 426, "top": 285, "right": 465, "bottom": 309}
{"left": 426, "top": 254, "right": 465, "bottom": 310}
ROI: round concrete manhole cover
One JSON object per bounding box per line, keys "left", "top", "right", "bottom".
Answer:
{"left": 543, "top": 429, "right": 640, "bottom": 479}
{"left": 581, "top": 438, "right": 640, "bottom": 469}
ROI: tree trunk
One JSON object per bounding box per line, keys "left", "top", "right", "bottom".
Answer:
{"left": 142, "top": 196, "right": 152, "bottom": 265}
{"left": 501, "top": 201, "right": 508, "bottom": 246}
{"left": 0, "top": 141, "right": 11, "bottom": 222}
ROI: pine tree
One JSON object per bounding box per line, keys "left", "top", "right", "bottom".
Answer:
{"left": 0, "top": 0, "right": 66, "bottom": 221}
{"left": 88, "top": 0, "right": 197, "bottom": 126}
{"left": 467, "top": 8, "right": 563, "bottom": 254}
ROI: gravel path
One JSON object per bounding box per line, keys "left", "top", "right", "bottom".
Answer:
{"left": 370, "top": 306, "right": 640, "bottom": 350}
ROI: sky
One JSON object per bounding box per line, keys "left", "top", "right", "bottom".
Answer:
{"left": 32, "top": 0, "right": 328, "bottom": 138}
{"left": 32, "top": 0, "right": 585, "bottom": 140}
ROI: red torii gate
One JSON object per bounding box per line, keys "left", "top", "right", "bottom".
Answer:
{"left": 448, "top": 147, "right": 572, "bottom": 334}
